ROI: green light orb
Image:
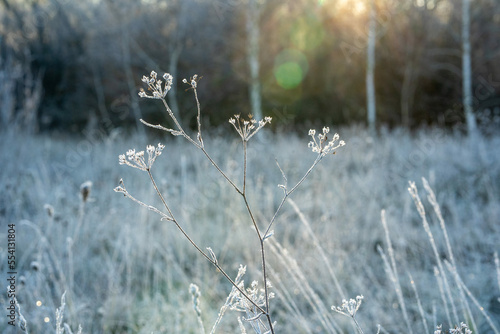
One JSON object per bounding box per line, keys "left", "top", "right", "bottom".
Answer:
{"left": 273, "top": 49, "right": 309, "bottom": 90}
{"left": 275, "top": 62, "right": 303, "bottom": 89}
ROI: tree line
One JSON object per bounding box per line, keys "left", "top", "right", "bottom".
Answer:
{"left": 0, "top": 0, "right": 499, "bottom": 134}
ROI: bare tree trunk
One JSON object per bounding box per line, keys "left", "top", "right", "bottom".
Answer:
{"left": 168, "top": 44, "right": 182, "bottom": 120}
{"left": 366, "top": 0, "right": 376, "bottom": 134}
{"left": 246, "top": 0, "right": 262, "bottom": 121}
{"left": 462, "top": 0, "right": 477, "bottom": 135}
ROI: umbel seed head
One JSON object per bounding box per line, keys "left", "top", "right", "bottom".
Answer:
{"left": 80, "top": 181, "right": 93, "bottom": 203}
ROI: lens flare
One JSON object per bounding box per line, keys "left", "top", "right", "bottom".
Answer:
{"left": 273, "top": 49, "right": 309, "bottom": 90}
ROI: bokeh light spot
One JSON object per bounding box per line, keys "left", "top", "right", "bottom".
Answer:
{"left": 275, "top": 63, "right": 303, "bottom": 89}
{"left": 36, "top": 301, "right": 42, "bottom": 307}
{"left": 273, "top": 49, "right": 309, "bottom": 90}
{"left": 44, "top": 317, "right": 50, "bottom": 323}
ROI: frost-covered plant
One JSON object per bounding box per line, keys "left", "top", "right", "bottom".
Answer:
{"left": 332, "top": 295, "right": 367, "bottom": 334}
{"left": 115, "top": 71, "right": 345, "bottom": 333}
{"left": 189, "top": 284, "right": 206, "bottom": 334}
{"left": 55, "top": 292, "right": 82, "bottom": 334}
{"left": 308, "top": 127, "right": 345, "bottom": 156}
{"left": 435, "top": 322, "right": 473, "bottom": 334}
{"left": 228, "top": 272, "right": 275, "bottom": 333}
{"left": 10, "top": 296, "right": 29, "bottom": 333}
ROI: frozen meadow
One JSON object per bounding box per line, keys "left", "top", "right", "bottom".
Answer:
{"left": 1, "top": 124, "right": 499, "bottom": 333}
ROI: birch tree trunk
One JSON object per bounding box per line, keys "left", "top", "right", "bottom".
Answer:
{"left": 462, "top": 0, "right": 477, "bottom": 135}
{"left": 168, "top": 44, "right": 182, "bottom": 120}
{"left": 366, "top": 0, "right": 376, "bottom": 134}
{"left": 246, "top": 0, "right": 262, "bottom": 121}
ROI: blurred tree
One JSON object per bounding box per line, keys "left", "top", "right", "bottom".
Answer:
{"left": 366, "top": 0, "right": 377, "bottom": 134}
{"left": 0, "top": 0, "right": 498, "bottom": 132}
{"left": 462, "top": 0, "right": 477, "bottom": 135}
{"left": 246, "top": 0, "right": 263, "bottom": 121}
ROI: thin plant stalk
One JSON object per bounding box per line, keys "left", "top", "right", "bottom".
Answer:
{"left": 408, "top": 273, "right": 429, "bottom": 334}
{"left": 423, "top": 178, "right": 475, "bottom": 325}
{"left": 408, "top": 181, "right": 459, "bottom": 326}
{"left": 146, "top": 168, "right": 267, "bottom": 316}
{"left": 120, "top": 72, "right": 345, "bottom": 333}
{"left": 380, "top": 210, "right": 413, "bottom": 334}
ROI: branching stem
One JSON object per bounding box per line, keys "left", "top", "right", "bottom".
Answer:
{"left": 240, "top": 137, "right": 274, "bottom": 332}
{"left": 128, "top": 74, "right": 342, "bottom": 334}
{"left": 146, "top": 169, "right": 267, "bottom": 315}
{"left": 264, "top": 154, "right": 323, "bottom": 238}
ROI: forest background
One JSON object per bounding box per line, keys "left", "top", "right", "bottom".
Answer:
{"left": 1, "top": 0, "right": 500, "bottom": 333}
{"left": 1, "top": 0, "right": 499, "bottom": 134}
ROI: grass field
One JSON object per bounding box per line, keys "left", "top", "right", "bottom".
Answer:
{"left": 1, "top": 125, "right": 499, "bottom": 333}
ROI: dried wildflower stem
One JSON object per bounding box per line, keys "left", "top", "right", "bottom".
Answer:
{"left": 352, "top": 317, "right": 364, "bottom": 334}
{"left": 162, "top": 98, "right": 199, "bottom": 147}
{"left": 259, "top": 241, "right": 271, "bottom": 330}
{"left": 210, "top": 266, "right": 245, "bottom": 334}
{"left": 189, "top": 84, "right": 241, "bottom": 192}
{"left": 234, "top": 126, "right": 333, "bottom": 332}
{"left": 240, "top": 138, "right": 275, "bottom": 332}
{"left": 147, "top": 170, "right": 175, "bottom": 219}
{"left": 264, "top": 154, "right": 322, "bottom": 238}
{"left": 200, "top": 147, "right": 242, "bottom": 195}
{"left": 332, "top": 295, "right": 365, "bottom": 334}
{"left": 241, "top": 140, "right": 261, "bottom": 238}
{"left": 237, "top": 126, "right": 343, "bottom": 332}
{"left": 146, "top": 169, "right": 266, "bottom": 314}
{"left": 115, "top": 180, "right": 172, "bottom": 221}
{"left": 193, "top": 88, "right": 204, "bottom": 147}
{"left": 250, "top": 153, "right": 324, "bottom": 330}
{"left": 138, "top": 73, "right": 270, "bottom": 320}
{"left": 128, "top": 72, "right": 345, "bottom": 334}
{"left": 141, "top": 102, "right": 241, "bottom": 192}
{"left": 239, "top": 147, "right": 330, "bottom": 331}
{"left": 243, "top": 140, "right": 248, "bottom": 194}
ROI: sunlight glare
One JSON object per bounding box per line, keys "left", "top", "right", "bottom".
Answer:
{"left": 337, "top": 0, "right": 368, "bottom": 15}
